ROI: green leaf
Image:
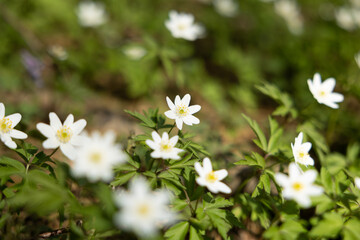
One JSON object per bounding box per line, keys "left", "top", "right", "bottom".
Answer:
{"left": 234, "top": 152, "right": 265, "bottom": 169}
{"left": 310, "top": 212, "right": 343, "bottom": 238}
{"left": 267, "top": 117, "right": 283, "bottom": 154}
{"left": 242, "top": 114, "right": 267, "bottom": 151}
{"left": 164, "top": 221, "right": 189, "bottom": 240}
{"left": 206, "top": 208, "right": 232, "bottom": 239}
{"left": 189, "top": 226, "right": 203, "bottom": 240}
{"left": 111, "top": 171, "right": 137, "bottom": 186}
{"left": 0, "top": 156, "right": 25, "bottom": 172}
{"left": 320, "top": 167, "right": 333, "bottom": 193}
{"left": 124, "top": 109, "right": 156, "bottom": 128}
{"left": 343, "top": 219, "right": 360, "bottom": 240}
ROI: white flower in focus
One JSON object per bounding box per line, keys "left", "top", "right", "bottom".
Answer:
{"left": 355, "top": 52, "right": 360, "bottom": 69}
{"left": 213, "top": 0, "right": 238, "bottom": 18}
{"left": 0, "top": 103, "right": 27, "bottom": 149}
{"left": 275, "top": 163, "right": 323, "bottom": 208}
{"left": 123, "top": 46, "right": 147, "bottom": 60}
{"left": 77, "top": 1, "right": 107, "bottom": 27}
{"left": 194, "top": 157, "right": 231, "bottom": 194}
{"left": 165, "top": 94, "right": 201, "bottom": 130}
{"left": 291, "top": 132, "right": 314, "bottom": 167}
{"left": 71, "top": 131, "right": 127, "bottom": 182}
{"left": 354, "top": 177, "right": 360, "bottom": 189}
{"left": 146, "top": 131, "right": 183, "bottom": 160}
{"left": 165, "top": 11, "right": 205, "bottom": 41}
{"left": 307, "top": 73, "right": 344, "bottom": 109}
{"left": 36, "top": 112, "right": 87, "bottom": 160}
{"left": 114, "top": 177, "right": 176, "bottom": 237}
{"left": 274, "top": 0, "right": 303, "bottom": 35}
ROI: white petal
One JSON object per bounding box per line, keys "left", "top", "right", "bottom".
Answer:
{"left": 0, "top": 103, "right": 4, "bottom": 119}
{"left": 49, "top": 112, "right": 62, "bottom": 130}
{"left": 304, "top": 156, "right": 315, "bottom": 166}
{"left": 302, "top": 142, "right": 312, "bottom": 152}
{"left": 196, "top": 177, "right": 206, "bottom": 186}
{"left": 213, "top": 182, "right": 232, "bottom": 194}
{"left": 162, "top": 132, "right": 169, "bottom": 141}
{"left": 313, "top": 73, "right": 322, "bottom": 87}
{"left": 215, "top": 169, "right": 228, "bottom": 181}
{"left": 329, "top": 92, "right": 344, "bottom": 102}
{"left": 72, "top": 119, "right": 87, "bottom": 135}
{"left": 182, "top": 116, "right": 194, "bottom": 126}
{"left": 164, "top": 110, "right": 176, "bottom": 119}
{"left": 355, "top": 177, "right": 360, "bottom": 189}
{"left": 43, "top": 138, "right": 60, "bottom": 149}
{"left": 10, "top": 129, "right": 27, "bottom": 139}
{"left": 194, "top": 162, "right": 204, "bottom": 176}
{"left": 36, "top": 123, "right": 55, "bottom": 138}
{"left": 308, "top": 185, "right": 323, "bottom": 196}
{"left": 275, "top": 173, "right": 289, "bottom": 187}
{"left": 188, "top": 105, "right": 201, "bottom": 114}
{"left": 166, "top": 97, "right": 175, "bottom": 110}
{"left": 322, "top": 78, "right": 336, "bottom": 92}
{"left": 207, "top": 184, "right": 220, "bottom": 194}
{"left": 181, "top": 94, "right": 191, "bottom": 106}
{"left": 169, "top": 135, "right": 179, "bottom": 146}
{"left": 146, "top": 140, "right": 157, "bottom": 150}
{"left": 307, "top": 79, "right": 315, "bottom": 95}
{"left": 202, "top": 158, "right": 213, "bottom": 173}
{"left": 6, "top": 113, "right": 21, "bottom": 127}
{"left": 175, "top": 118, "right": 183, "bottom": 130}
{"left": 64, "top": 114, "right": 74, "bottom": 126}
{"left": 295, "top": 195, "right": 311, "bottom": 208}
{"left": 151, "top": 131, "right": 161, "bottom": 143}
{"left": 184, "top": 115, "right": 200, "bottom": 125}
{"left": 60, "top": 144, "right": 77, "bottom": 160}
{"left": 151, "top": 151, "right": 162, "bottom": 159}
{"left": 4, "top": 139, "right": 17, "bottom": 149}
{"left": 323, "top": 101, "right": 339, "bottom": 109}
{"left": 174, "top": 96, "right": 181, "bottom": 106}
{"left": 302, "top": 170, "right": 318, "bottom": 184}
{"left": 70, "top": 135, "right": 85, "bottom": 146}
{"left": 295, "top": 132, "right": 303, "bottom": 147}
{"left": 289, "top": 162, "right": 301, "bottom": 178}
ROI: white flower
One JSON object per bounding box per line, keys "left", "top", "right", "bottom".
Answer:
{"left": 291, "top": 132, "right": 314, "bottom": 167}
{"left": 274, "top": 0, "right": 303, "bottom": 35}
{"left": 123, "top": 46, "right": 147, "bottom": 60}
{"left": 165, "top": 94, "right": 201, "bottom": 130}
{"left": 36, "top": 112, "right": 87, "bottom": 160}
{"left": 213, "top": 0, "right": 238, "bottom": 18}
{"left": 48, "top": 45, "right": 68, "bottom": 61}
{"left": 77, "top": 1, "right": 107, "bottom": 27}
{"left": 165, "top": 11, "right": 205, "bottom": 41}
{"left": 71, "top": 130, "right": 127, "bottom": 182}
{"left": 0, "top": 103, "right": 27, "bottom": 149}
{"left": 114, "top": 177, "right": 176, "bottom": 237}
{"left": 307, "top": 73, "right": 344, "bottom": 109}
{"left": 194, "top": 157, "right": 231, "bottom": 194}
{"left": 355, "top": 177, "right": 360, "bottom": 189}
{"left": 275, "top": 163, "right": 323, "bottom": 208}
{"left": 145, "top": 131, "right": 183, "bottom": 160}
{"left": 335, "top": 7, "right": 360, "bottom": 31}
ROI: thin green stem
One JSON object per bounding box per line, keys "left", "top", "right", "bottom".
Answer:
{"left": 168, "top": 123, "right": 176, "bottom": 134}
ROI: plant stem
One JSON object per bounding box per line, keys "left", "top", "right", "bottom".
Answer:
{"left": 168, "top": 123, "right": 176, "bottom": 134}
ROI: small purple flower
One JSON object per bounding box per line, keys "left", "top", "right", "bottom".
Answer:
{"left": 21, "top": 50, "right": 44, "bottom": 88}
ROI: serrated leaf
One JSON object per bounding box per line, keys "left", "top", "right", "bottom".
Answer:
{"left": 343, "top": 219, "right": 360, "bottom": 240}
{"left": 111, "top": 171, "right": 137, "bottom": 186}
{"left": 189, "top": 226, "right": 203, "bottom": 240}
{"left": 310, "top": 212, "right": 343, "bottom": 238}
{"left": 124, "top": 109, "right": 156, "bottom": 128}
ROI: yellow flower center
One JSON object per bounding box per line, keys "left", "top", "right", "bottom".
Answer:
{"left": 56, "top": 126, "right": 73, "bottom": 143}
{"left": 206, "top": 171, "right": 218, "bottom": 183}
{"left": 137, "top": 204, "right": 150, "bottom": 216}
{"left": 178, "top": 24, "right": 186, "bottom": 30}
{"left": 0, "top": 118, "right": 12, "bottom": 134}
{"left": 177, "top": 105, "right": 188, "bottom": 117}
{"left": 298, "top": 151, "right": 308, "bottom": 159}
{"left": 90, "top": 152, "right": 102, "bottom": 164}
{"left": 160, "top": 142, "right": 172, "bottom": 152}
{"left": 292, "top": 182, "right": 304, "bottom": 191}
{"left": 319, "top": 90, "right": 326, "bottom": 97}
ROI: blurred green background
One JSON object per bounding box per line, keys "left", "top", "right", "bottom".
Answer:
{"left": 0, "top": 0, "right": 359, "bottom": 155}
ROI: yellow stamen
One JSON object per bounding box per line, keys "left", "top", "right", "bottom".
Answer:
{"left": 292, "top": 182, "right": 304, "bottom": 191}
{"left": 137, "top": 204, "right": 150, "bottom": 216}
{"left": 56, "top": 126, "right": 73, "bottom": 143}
{"left": 0, "top": 118, "right": 12, "bottom": 134}
{"left": 206, "top": 171, "right": 218, "bottom": 183}
{"left": 177, "top": 105, "right": 188, "bottom": 117}
{"left": 90, "top": 152, "right": 102, "bottom": 164}
{"left": 160, "top": 142, "right": 172, "bottom": 152}
{"left": 319, "top": 91, "right": 326, "bottom": 97}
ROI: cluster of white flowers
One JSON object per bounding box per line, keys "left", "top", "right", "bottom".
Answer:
{"left": 36, "top": 112, "right": 126, "bottom": 182}
{"left": 114, "top": 177, "right": 176, "bottom": 237}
